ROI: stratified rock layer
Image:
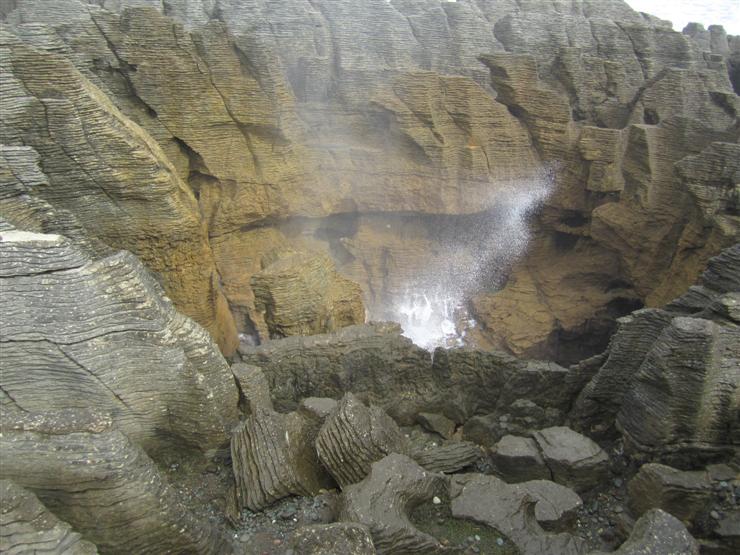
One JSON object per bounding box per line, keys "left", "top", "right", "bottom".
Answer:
{"left": 231, "top": 407, "right": 331, "bottom": 511}
{"left": 0, "top": 228, "right": 238, "bottom": 457}
{"left": 0, "top": 409, "right": 232, "bottom": 555}
{"left": 316, "top": 393, "right": 409, "bottom": 488}
{"left": 0, "top": 480, "right": 99, "bottom": 555}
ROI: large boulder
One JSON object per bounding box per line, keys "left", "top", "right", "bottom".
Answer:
{"left": 231, "top": 407, "right": 332, "bottom": 511}
{"left": 0, "top": 228, "right": 239, "bottom": 458}
{"left": 605, "top": 509, "right": 699, "bottom": 555}
{"left": 337, "top": 454, "right": 448, "bottom": 554}
{"left": 315, "top": 393, "right": 409, "bottom": 488}
{"left": 627, "top": 463, "right": 713, "bottom": 528}
{"left": 490, "top": 435, "right": 551, "bottom": 483}
{"left": 533, "top": 427, "right": 609, "bottom": 492}
{"left": 0, "top": 480, "right": 99, "bottom": 555}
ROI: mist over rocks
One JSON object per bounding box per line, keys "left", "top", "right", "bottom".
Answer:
{"left": 0, "top": 0, "right": 739, "bottom": 553}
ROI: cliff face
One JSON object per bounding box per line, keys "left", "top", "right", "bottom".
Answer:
{"left": 1, "top": 0, "right": 738, "bottom": 358}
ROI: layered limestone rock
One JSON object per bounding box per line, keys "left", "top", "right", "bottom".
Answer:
{"left": 571, "top": 244, "right": 740, "bottom": 464}
{"left": 238, "top": 322, "right": 584, "bottom": 425}
{"left": 3, "top": 0, "right": 736, "bottom": 358}
{"left": 0, "top": 409, "right": 232, "bottom": 555}
{"left": 337, "top": 454, "right": 448, "bottom": 554}
{"left": 315, "top": 393, "right": 409, "bottom": 488}
{"left": 231, "top": 407, "right": 332, "bottom": 511}
{"left": 0, "top": 228, "right": 239, "bottom": 457}
{"left": 0, "top": 29, "right": 238, "bottom": 354}
{"left": 251, "top": 251, "right": 365, "bottom": 340}
{"left": 0, "top": 480, "right": 99, "bottom": 555}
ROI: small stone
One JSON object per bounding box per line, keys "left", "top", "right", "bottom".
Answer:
{"left": 613, "top": 478, "right": 623, "bottom": 488}
{"left": 471, "top": 546, "right": 480, "bottom": 553}
{"left": 710, "top": 510, "right": 720, "bottom": 520}
{"left": 466, "top": 535, "right": 475, "bottom": 543}
{"left": 273, "top": 538, "right": 283, "bottom": 546}
{"left": 720, "top": 481, "right": 730, "bottom": 490}
{"left": 614, "top": 505, "right": 623, "bottom": 513}
{"left": 432, "top": 496, "right": 441, "bottom": 505}
{"left": 496, "top": 537, "right": 504, "bottom": 546}
{"left": 437, "top": 518, "right": 445, "bottom": 525}
{"left": 474, "top": 534, "right": 481, "bottom": 541}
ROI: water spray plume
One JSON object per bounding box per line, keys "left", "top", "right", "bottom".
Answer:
{"left": 388, "top": 167, "right": 555, "bottom": 350}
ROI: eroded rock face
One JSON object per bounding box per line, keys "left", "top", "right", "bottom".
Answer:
{"left": 0, "top": 228, "right": 239, "bottom": 457}
{"left": 571, "top": 244, "right": 740, "bottom": 464}
{"left": 231, "top": 407, "right": 332, "bottom": 511}
{"left": 0, "top": 409, "right": 232, "bottom": 555}
{"left": 2, "top": 0, "right": 736, "bottom": 359}
{"left": 315, "top": 393, "right": 409, "bottom": 488}
{"left": 0, "top": 480, "right": 99, "bottom": 555}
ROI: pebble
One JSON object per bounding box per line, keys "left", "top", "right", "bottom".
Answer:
{"left": 496, "top": 537, "right": 504, "bottom": 546}
{"left": 471, "top": 546, "right": 480, "bottom": 553}
{"left": 719, "top": 481, "right": 730, "bottom": 490}
{"left": 273, "top": 538, "right": 283, "bottom": 546}
{"left": 710, "top": 510, "right": 720, "bottom": 520}
{"left": 432, "top": 496, "right": 441, "bottom": 505}
{"left": 614, "top": 505, "right": 623, "bottom": 514}
{"left": 437, "top": 518, "right": 445, "bottom": 525}
{"left": 475, "top": 535, "right": 480, "bottom": 541}
{"left": 613, "top": 478, "right": 623, "bottom": 488}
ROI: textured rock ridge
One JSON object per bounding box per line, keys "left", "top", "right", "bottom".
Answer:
{"left": 0, "top": 480, "right": 99, "bottom": 555}
{"left": 231, "top": 407, "right": 332, "bottom": 511}
{"left": 571, "top": 244, "right": 739, "bottom": 464}
{"left": 315, "top": 393, "right": 409, "bottom": 488}
{"left": 0, "top": 227, "right": 238, "bottom": 456}
{"left": 0, "top": 409, "right": 233, "bottom": 554}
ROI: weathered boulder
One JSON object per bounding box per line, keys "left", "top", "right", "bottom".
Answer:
{"left": 604, "top": 509, "right": 699, "bottom": 555}
{"left": 627, "top": 464, "right": 713, "bottom": 527}
{"left": 450, "top": 474, "right": 588, "bottom": 555}
{"left": 251, "top": 251, "right": 365, "bottom": 340}
{"left": 315, "top": 393, "right": 409, "bottom": 488}
{"left": 410, "top": 441, "right": 483, "bottom": 474}
{"left": 0, "top": 228, "right": 239, "bottom": 458}
{"left": 0, "top": 480, "right": 99, "bottom": 555}
{"left": 416, "top": 412, "right": 456, "bottom": 440}
{"left": 491, "top": 435, "right": 551, "bottom": 483}
{"left": 286, "top": 523, "right": 376, "bottom": 555}
{"left": 533, "top": 427, "right": 609, "bottom": 492}
{"left": 337, "top": 454, "right": 448, "bottom": 554}
{"left": 231, "top": 407, "right": 332, "bottom": 511}
{"left": 230, "top": 363, "right": 273, "bottom": 415}
{"left": 0, "top": 409, "right": 232, "bottom": 554}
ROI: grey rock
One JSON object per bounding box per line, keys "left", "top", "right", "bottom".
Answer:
{"left": 316, "top": 393, "right": 409, "bottom": 488}
{"left": 231, "top": 363, "right": 273, "bottom": 415}
{"left": 416, "top": 412, "right": 456, "bottom": 439}
{"left": 410, "top": 441, "right": 483, "bottom": 474}
{"left": 533, "top": 427, "right": 609, "bottom": 492}
{"left": 0, "top": 409, "right": 231, "bottom": 554}
{"left": 604, "top": 509, "right": 699, "bottom": 555}
{"left": 715, "top": 509, "right": 740, "bottom": 551}
{"left": 491, "top": 435, "right": 551, "bottom": 483}
{"left": 299, "top": 397, "right": 339, "bottom": 421}
{"left": 0, "top": 228, "right": 238, "bottom": 458}
{"left": 462, "top": 414, "right": 502, "bottom": 447}
{"left": 0, "top": 480, "right": 99, "bottom": 554}
{"left": 628, "top": 463, "right": 713, "bottom": 528}
{"left": 287, "top": 523, "right": 376, "bottom": 555}
{"left": 451, "top": 474, "right": 588, "bottom": 555}
{"left": 231, "top": 407, "right": 332, "bottom": 511}
{"left": 337, "top": 454, "right": 447, "bottom": 554}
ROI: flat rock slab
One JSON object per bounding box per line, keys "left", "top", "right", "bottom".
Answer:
{"left": 533, "top": 427, "right": 609, "bottom": 492}
{"left": 606, "top": 509, "right": 699, "bottom": 554}
{"left": 491, "top": 435, "right": 551, "bottom": 483}
{"left": 451, "top": 474, "right": 588, "bottom": 555}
